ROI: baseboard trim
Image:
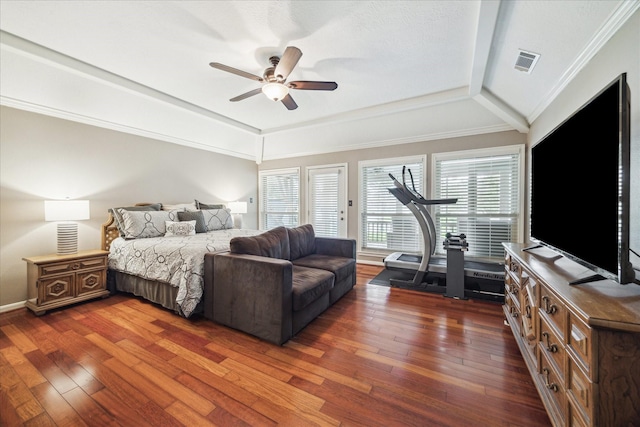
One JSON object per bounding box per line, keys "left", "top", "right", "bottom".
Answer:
{"left": 0, "top": 300, "right": 26, "bottom": 314}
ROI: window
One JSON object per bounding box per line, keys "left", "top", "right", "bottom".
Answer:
{"left": 432, "top": 145, "right": 523, "bottom": 259}
{"left": 359, "top": 156, "right": 426, "bottom": 254}
{"left": 259, "top": 168, "right": 300, "bottom": 230}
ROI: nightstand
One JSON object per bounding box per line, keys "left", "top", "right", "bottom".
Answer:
{"left": 23, "top": 249, "right": 109, "bottom": 315}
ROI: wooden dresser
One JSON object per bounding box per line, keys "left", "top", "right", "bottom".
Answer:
{"left": 502, "top": 242, "right": 640, "bottom": 427}
{"left": 24, "top": 250, "right": 109, "bottom": 315}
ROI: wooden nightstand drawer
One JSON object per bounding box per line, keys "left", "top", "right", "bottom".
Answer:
{"left": 76, "top": 269, "right": 106, "bottom": 296}
{"left": 40, "top": 256, "right": 107, "bottom": 277}
{"left": 39, "top": 274, "right": 74, "bottom": 304}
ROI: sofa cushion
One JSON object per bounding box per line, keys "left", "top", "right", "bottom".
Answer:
{"left": 291, "top": 265, "right": 334, "bottom": 311}
{"left": 293, "top": 254, "right": 356, "bottom": 283}
{"left": 287, "top": 224, "right": 316, "bottom": 260}
{"left": 230, "top": 226, "right": 290, "bottom": 259}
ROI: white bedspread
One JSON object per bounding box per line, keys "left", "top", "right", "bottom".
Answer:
{"left": 108, "top": 228, "right": 261, "bottom": 317}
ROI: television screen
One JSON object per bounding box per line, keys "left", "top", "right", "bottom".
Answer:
{"left": 530, "top": 73, "right": 632, "bottom": 284}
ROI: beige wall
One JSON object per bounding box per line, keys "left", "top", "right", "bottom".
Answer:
{"left": 0, "top": 106, "right": 259, "bottom": 307}
{"left": 259, "top": 130, "right": 527, "bottom": 263}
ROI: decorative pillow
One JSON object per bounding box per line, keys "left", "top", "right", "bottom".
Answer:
{"left": 195, "top": 199, "right": 225, "bottom": 210}
{"left": 117, "top": 209, "right": 181, "bottom": 239}
{"left": 177, "top": 210, "right": 207, "bottom": 233}
{"left": 109, "top": 203, "right": 162, "bottom": 237}
{"left": 165, "top": 220, "right": 196, "bottom": 237}
{"left": 201, "top": 208, "right": 234, "bottom": 231}
{"left": 162, "top": 202, "right": 197, "bottom": 212}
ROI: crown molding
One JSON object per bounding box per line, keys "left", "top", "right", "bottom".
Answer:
{"left": 1, "top": 96, "right": 257, "bottom": 160}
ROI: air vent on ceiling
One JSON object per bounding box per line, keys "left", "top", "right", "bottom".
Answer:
{"left": 515, "top": 50, "right": 540, "bottom": 74}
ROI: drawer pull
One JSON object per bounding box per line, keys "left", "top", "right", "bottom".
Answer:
{"left": 72, "top": 263, "right": 80, "bottom": 270}
{"left": 542, "top": 368, "right": 559, "bottom": 392}
{"left": 542, "top": 296, "right": 557, "bottom": 314}
{"left": 542, "top": 332, "right": 558, "bottom": 353}
{"left": 525, "top": 305, "right": 532, "bottom": 319}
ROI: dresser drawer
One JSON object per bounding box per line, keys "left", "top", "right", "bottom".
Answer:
{"left": 567, "top": 313, "right": 594, "bottom": 378}
{"left": 539, "top": 350, "right": 567, "bottom": 424}
{"left": 40, "top": 256, "right": 107, "bottom": 277}
{"left": 540, "top": 285, "right": 566, "bottom": 340}
{"left": 539, "top": 314, "right": 565, "bottom": 376}
{"left": 568, "top": 358, "right": 593, "bottom": 424}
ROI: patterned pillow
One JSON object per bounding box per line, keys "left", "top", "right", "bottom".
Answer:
{"left": 118, "top": 209, "right": 181, "bottom": 239}
{"left": 177, "top": 210, "right": 207, "bottom": 233}
{"left": 201, "top": 208, "right": 234, "bottom": 231}
{"left": 165, "top": 220, "right": 196, "bottom": 237}
{"left": 109, "top": 203, "right": 162, "bottom": 237}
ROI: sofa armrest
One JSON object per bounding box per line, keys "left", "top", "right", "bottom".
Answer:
{"left": 211, "top": 252, "right": 294, "bottom": 345}
{"left": 315, "top": 237, "right": 356, "bottom": 259}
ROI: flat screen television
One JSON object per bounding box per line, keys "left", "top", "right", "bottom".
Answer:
{"left": 530, "top": 73, "right": 634, "bottom": 284}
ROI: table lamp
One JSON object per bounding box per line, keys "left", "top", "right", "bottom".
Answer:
{"left": 44, "top": 200, "right": 90, "bottom": 255}
{"left": 227, "top": 201, "right": 248, "bottom": 229}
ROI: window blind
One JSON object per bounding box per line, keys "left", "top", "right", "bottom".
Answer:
{"left": 433, "top": 147, "right": 522, "bottom": 259}
{"left": 259, "top": 168, "right": 300, "bottom": 230}
{"left": 309, "top": 170, "right": 339, "bottom": 237}
{"left": 359, "top": 157, "right": 425, "bottom": 253}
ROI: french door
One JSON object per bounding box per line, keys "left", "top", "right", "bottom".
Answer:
{"left": 307, "top": 164, "right": 347, "bottom": 238}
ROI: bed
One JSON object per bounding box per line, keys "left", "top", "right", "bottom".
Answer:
{"left": 101, "top": 202, "right": 260, "bottom": 317}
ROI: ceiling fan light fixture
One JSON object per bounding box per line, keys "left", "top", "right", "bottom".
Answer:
{"left": 262, "top": 82, "right": 289, "bottom": 101}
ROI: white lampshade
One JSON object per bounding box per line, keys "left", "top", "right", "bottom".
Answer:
{"left": 44, "top": 200, "right": 90, "bottom": 255}
{"left": 228, "top": 201, "right": 248, "bottom": 214}
{"left": 262, "top": 83, "right": 289, "bottom": 101}
{"left": 44, "top": 200, "right": 90, "bottom": 221}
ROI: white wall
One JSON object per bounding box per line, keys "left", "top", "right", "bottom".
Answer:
{"left": 0, "top": 106, "right": 258, "bottom": 307}
{"left": 528, "top": 9, "right": 640, "bottom": 279}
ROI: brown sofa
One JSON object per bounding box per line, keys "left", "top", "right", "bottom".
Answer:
{"left": 203, "top": 224, "right": 356, "bottom": 344}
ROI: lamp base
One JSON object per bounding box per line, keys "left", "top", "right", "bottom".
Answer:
{"left": 233, "top": 214, "right": 243, "bottom": 229}
{"left": 57, "top": 222, "right": 78, "bottom": 255}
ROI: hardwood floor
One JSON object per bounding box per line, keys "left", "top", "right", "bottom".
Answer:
{"left": 1, "top": 264, "right": 551, "bottom": 426}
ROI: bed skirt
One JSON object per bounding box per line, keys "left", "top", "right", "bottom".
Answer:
{"left": 107, "top": 270, "right": 203, "bottom": 316}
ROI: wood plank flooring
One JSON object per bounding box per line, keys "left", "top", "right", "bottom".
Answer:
{"left": 0, "top": 264, "right": 551, "bottom": 426}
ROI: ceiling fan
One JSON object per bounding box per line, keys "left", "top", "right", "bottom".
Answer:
{"left": 209, "top": 46, "right": 338, "bottom": 110}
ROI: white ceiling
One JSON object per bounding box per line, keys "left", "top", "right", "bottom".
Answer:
{"left": 1, "top": 1, "right": 637, "bottom": 161}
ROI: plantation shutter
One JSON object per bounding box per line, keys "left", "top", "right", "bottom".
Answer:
{"left": 360, "top": 157, "right": 425, "bottom": 253}
{"left": 259, "top": 168, "right": 300, "bottom": 230}
{"left": 433, "top": 147, "right": 522, "bottom": 258}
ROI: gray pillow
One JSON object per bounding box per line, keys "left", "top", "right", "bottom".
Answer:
{"left": 177, "top": 210, "right": 207, "bottom": 233}
{"left": 109, "top": 203, "right": 162, "bottom": 236}
{"left": 195, "top": 199, "right": 225, "bottom": 210}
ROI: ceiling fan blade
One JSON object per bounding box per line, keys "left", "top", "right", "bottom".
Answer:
{"left": 288, "top": 81, "right": 338, "bottom": 91}
{"left": 275, "top": 46, "right": 302, "bottom": 80}
{"left": 230, "top": 88, "right": 263, "bottom": 102}
{"left": 281, "top": 94, "right": 298, "bottom": 110}
{"left": 209, "top": 62, "right": 264, "bottom": 82}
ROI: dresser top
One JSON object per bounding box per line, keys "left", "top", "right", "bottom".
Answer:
{"left": 504, "top": 242, "right": 640, "bottom": 332}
